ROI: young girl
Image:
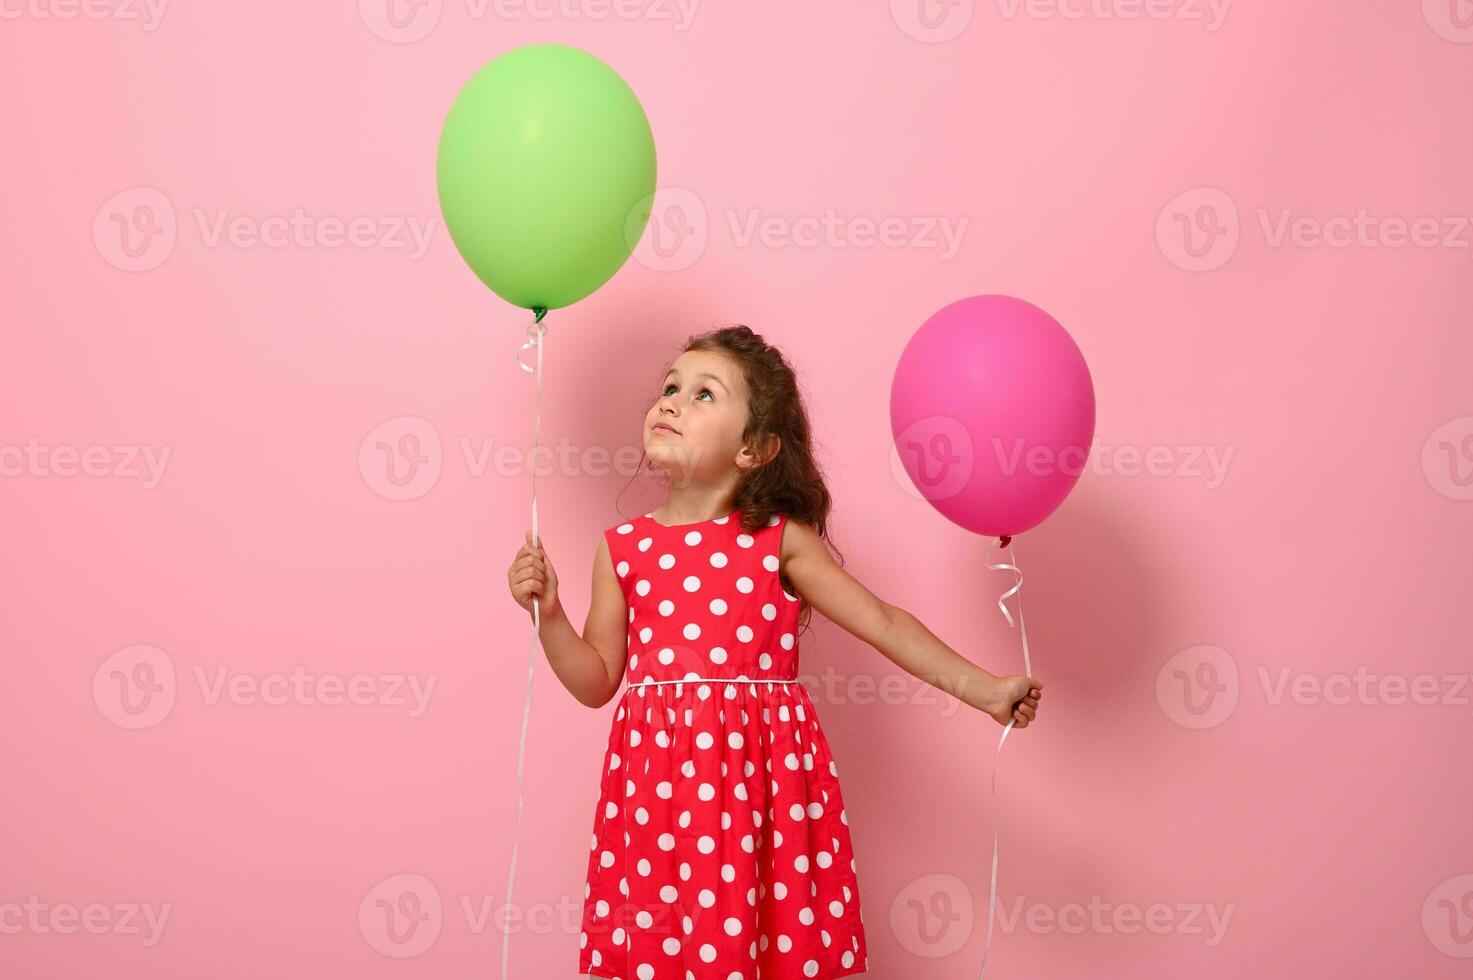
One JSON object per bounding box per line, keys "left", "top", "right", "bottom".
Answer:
{"left": 507, "top": 325, "right": 1043, "bottom": 980}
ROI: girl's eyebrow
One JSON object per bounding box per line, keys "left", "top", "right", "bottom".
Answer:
{"left": 664, "top": 369, "right": 728, "bottom": 392}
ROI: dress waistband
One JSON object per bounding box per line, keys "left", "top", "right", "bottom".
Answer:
{"left": 627, "top": 676, "right": 799, "bottom": 689}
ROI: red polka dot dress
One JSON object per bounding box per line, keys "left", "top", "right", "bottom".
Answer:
{"left": 579, "top": 508, "right": 869, "bottom": 980}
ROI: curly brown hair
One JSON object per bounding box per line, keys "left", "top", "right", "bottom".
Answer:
{"left": 619, "top": 323, "right": 844, "bottom": 635}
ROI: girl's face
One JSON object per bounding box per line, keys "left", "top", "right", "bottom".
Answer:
{"left": 644, "top": 350, "right": 757, "bottom": 484}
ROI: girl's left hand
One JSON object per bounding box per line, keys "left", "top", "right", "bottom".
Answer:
{"left": 983, "top": 675, "right": 1043, "bottom": 729}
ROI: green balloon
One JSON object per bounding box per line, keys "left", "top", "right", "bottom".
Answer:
{"left": 436, "top": 44, "right": 657, "bottom": 312}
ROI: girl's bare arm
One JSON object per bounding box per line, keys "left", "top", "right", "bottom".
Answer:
{"left": 780, "top": 519, "right": 1040, "bottom": 724}
{"left": 525, "top": 535, "right": 629, "bottom": 709}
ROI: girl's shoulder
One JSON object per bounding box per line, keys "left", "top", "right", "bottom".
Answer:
{"left": 604, "top": 513, "right": 646, "bottom": 537}
{"left": 602, "top": 515, "right": 649, "bottom": 564}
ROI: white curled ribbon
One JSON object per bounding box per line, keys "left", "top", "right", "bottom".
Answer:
{"left": 978, "top": 536, "right": 1031, "bottom": 979}
{"left": 504, "top": 310, "right": 546, "bottom": 980}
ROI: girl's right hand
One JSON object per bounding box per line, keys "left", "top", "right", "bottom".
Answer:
{"left": 508, "top": 530, "right": 560, "bottom": 620}
{"left": 985, "top": 674, "right": 1042, "bottom": 729}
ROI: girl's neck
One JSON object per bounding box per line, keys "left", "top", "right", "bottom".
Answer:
{"left": 653, "top": 492, "right": 738, "bottom": 527}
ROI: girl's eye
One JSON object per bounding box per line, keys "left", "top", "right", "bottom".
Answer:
{"left": 662, "top": 383, "right": 714, "bottom": 402}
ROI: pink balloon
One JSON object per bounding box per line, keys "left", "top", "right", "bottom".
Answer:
{"left": 890, "top": 294, "right": 1095, "bottom": 538}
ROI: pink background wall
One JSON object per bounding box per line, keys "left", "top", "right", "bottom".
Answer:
{"left": 3, "top": 2, "right": 1471, "bottom": 977}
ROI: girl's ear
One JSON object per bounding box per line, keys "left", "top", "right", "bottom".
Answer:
{"left": 738, "top": 433, "right": 781, "bottom": 471}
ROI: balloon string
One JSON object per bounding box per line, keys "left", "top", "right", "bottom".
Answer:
{"left": 978, "top": 536, "right": 1030, "bottom": 979}
{"left": 505, "top": 306, "right": 547, "bottom": 980}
